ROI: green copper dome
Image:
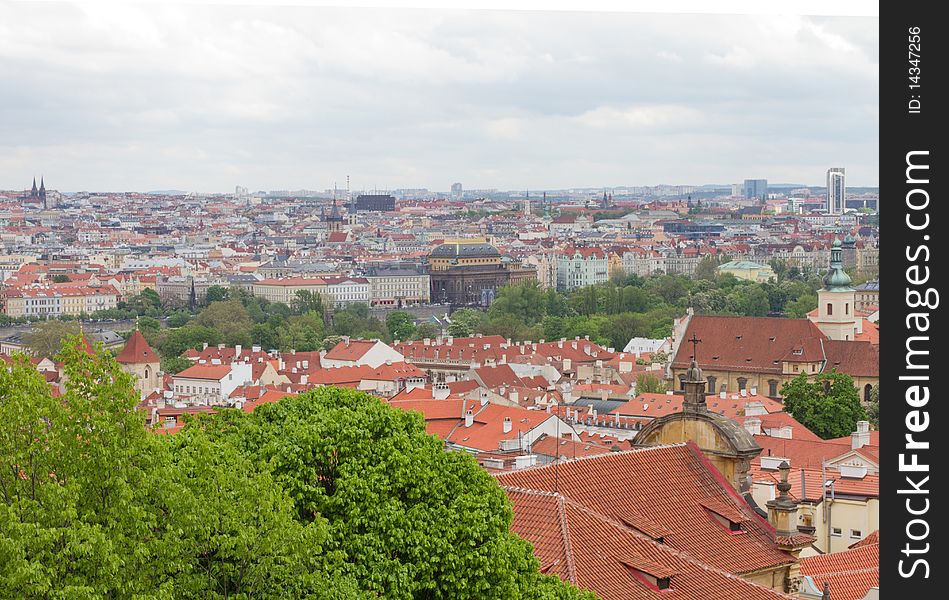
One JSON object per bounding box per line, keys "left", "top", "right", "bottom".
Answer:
{"left": 822, "top": 237, "right": 853, "bottom": 290}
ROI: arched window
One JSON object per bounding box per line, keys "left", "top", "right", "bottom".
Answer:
{"left": 144, "top": 367, "right": 150, "bottom": 380}
{"left": 678, "top": 374, "right": 686, "bottom": 391}
{"left": 827, "top": 303, "right": 833, "bottom": 315}
{"left": 737, "top": 377, "right": 748, "bottom": 391}
{"left": 707, "top": 376, "right": 717, "bottom": 394}
{"left": 864, "top": 384, "right": 873, "bottom": 403}
{"left": 768, "top": 379, "right": 779, "bottom": 397}
{"left": 845, "top": 303, "right": 849, "bottom": 315}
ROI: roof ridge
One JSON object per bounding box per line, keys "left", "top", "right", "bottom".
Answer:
{"left": 560, "top": 496, "right": 796, "bottom": 598}
{"left": 556, "top": 493, "right": 577, "bottom": 584}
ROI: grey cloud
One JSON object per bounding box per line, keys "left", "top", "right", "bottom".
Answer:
{"left": 0, "top": 5, "right": 878, "bottom": 192}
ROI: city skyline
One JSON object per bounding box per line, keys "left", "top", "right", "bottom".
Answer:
{"left": 1, "top": 4, "right": 878, "bottom": 192}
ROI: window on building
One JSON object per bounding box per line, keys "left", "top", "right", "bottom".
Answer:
{"left": 831, "top": 528, "right": 842, "bottom": 537}
{"left": 768, "top": 379, "right": 779, "bottom": 397}
{"left": 737, "top": 378, "right": 747, "bottom": 391}
{"left": 707, "top": 376, "right": 717, "bottom": 394}
{"left": 850, "top": 529, "right": 862, "bottom": 539}
{"left": 845, "top": 303, "right": 849, "bottom": 315}
{"left": 827, "top": 303, "right": 833, "bottom": 315}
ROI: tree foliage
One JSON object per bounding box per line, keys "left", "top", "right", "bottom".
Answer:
{"left": 23, "top": 320, "right": 81, "bottom": 358}
{"left": 385, "top": 311, "right": 416, "bottom": 341}
{"left": 0, "top": 339, "right": 596, "bottom": 599}
{"left": 780, "top": 371, "right": 867, "bottom": 439}
{"left": 448, "top": 308, "right": 485, "bottom": 337}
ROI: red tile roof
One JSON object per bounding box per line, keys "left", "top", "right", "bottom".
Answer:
{"left": 822, "top": 340, "right": 879, "bottom": 377}
{"left": 673, "top": 315, "right": 827, "bottom": 374}
{"left": 497, "top": 443, "right": 796, "bottom": 576}
{"left": 324, "top": 339, "right": 379, "bottom": 362}
{"left": 753, "top": 437, "right": 855, "bottom": 471}
{"left": 472, "top": 363, "right": 525, "bottom": 388}
{"left": 174, "top": 364, "right": 232, "bottom": 381}
{"left": 115, "top": 330, "right": 159, "bottom": 365}
{"left": 800, "top": 539, "right": 879, "bottom": 600}
{"left": 504, "top": 486, "right": 792, "bottom": 599}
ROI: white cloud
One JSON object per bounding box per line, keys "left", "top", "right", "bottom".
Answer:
{"left": 0, "top": 5, "right": 878, "bottom": 191}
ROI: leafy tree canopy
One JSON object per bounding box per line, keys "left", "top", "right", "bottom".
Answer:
{"left": 780, "top": 370, "right": 866, "bottom": 439}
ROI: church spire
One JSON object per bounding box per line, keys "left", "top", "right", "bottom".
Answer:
{"left": 31, "top": 177, "right": 38, "bottom": 195}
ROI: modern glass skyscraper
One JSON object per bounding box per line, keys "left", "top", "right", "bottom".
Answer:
{"left": 743, "top": 179, "right": 768, "bottom": 200}
{"left": 827, "top": 168, "right": 846, "bottom": 214}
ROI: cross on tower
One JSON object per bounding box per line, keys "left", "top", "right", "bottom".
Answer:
{"left": 688, "top": 334, "right": 702, "bottom": 361}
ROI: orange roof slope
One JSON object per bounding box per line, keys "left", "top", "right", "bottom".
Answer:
{"left": 800, "top": 537, "right": 879, "bottom": 600}
{"left": 504, "top": 488, "right": 792, "bottom": 600}
{"left": 324, "top": 339, "right": 378, "bottom": 361}
{"left": 497, "top": 443, "right": 795, "bottom": 576}
{"left": 115, "top": 330, "right": 159, "bottom": 364}
{"left": 673, "top": 315, "right": 827, "bottom": 374}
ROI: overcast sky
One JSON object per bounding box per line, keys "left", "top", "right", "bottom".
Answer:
{"left": 0, "top": 3, "right": 878, "bottom": 193}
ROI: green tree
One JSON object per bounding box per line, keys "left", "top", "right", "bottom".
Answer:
{"left": 158, "top": 324, "right": 222, "bottom": 359}
{"left": 50, "top": 273, "right": 71, "bottom": 283}
{"left": 23, "top": 320, "right": 81, "bottom": 358}
{"left": 694, "top": 255, "right": 719, "bottom": 280}
{"left": 386, "top": 311, "right": 417, "bottom": 341}
{"left": 195, "top": 299, "right": 254, "bottom": 346}
{"left": 0, "top": 338, "right": 354, "bottom": 598}
{"left": 780, "top": 371, "right": 866, "bottom": 439}
{"left": 785, "top": 294, "right": 818, "bottom": 318}
{"left": 448, "top": 308, "right": 485, "bottom": 337}
{"left": 489, "top": 282, "right": 546, "bottom": 325}
{"left": 866, "top": 384, "right": 879, "bottom": 428}
{"left": 205, "top": 285, "right": 231, "bottom": 303}
{"left": 636, "top": 373, "right": 669, "bottom": 394}
{"left": 294, "top": 289, "right": 326, "bottom": 316}
{"left": 413, "top": 322, "right": 439, "bottom": 340}
{"left": 193, "top": 387, "right": 594, "bottom": 599}
{"left": 161, "top": 355, "right": 194, "bottom": 374}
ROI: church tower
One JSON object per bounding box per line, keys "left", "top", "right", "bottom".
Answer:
{"left": 810, "top": 238, "right": 858, "bottom": 341}
{"left": 115, "top": 330, "right": 163, "bottom": 399}
{"left": 326, "top": 199, "right": 344, "bottom": 233}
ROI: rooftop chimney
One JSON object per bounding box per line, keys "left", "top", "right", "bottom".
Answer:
{"left": 743, "top": 417, "right": 762, "bottom": 436}
{"left": 503, "top": 416, "right": 512, "bottom": 434}
{"left": 750, "top": 387, "right": 757, "bottom": 396}
{"left": 465, "top": 409, "right": 474, "bottom": 428}
{"left": 851, "top": 420, "right": 871, "bottom": 449}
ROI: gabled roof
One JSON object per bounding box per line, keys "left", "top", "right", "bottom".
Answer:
{"left": 673, "top": 315, "right": 828, "bottom": 374}
{"left": 324, "top": 339, "right": 379, "bottom": 361}
{"left": 497, "top": 443, "right": 796, "bottom": 576}
{"left": 115, "top": 330, "right": 159, "bottom": 365}
{"left": 505, "top": 488, "right": 792, "bottom": 599}
{"left": 174, "top": 364, "right": 232, "bottom": 381}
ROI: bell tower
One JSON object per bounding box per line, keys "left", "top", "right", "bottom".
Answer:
{"left": 810, "top": 238, "right": 858, "bottom": 341}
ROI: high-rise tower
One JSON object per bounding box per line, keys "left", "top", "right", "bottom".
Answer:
{"left": 826, "top": 168, "right": 846, "bottom": 215}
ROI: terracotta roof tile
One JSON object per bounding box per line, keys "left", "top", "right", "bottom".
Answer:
{"left": 800, "top": 541, "right": 879, "bottom": 600}
{"left": 505, "top": 487, "right": 793, "bottom": 600}
{"left": 497, "top": 444, "right": 795, "bottom": 575}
